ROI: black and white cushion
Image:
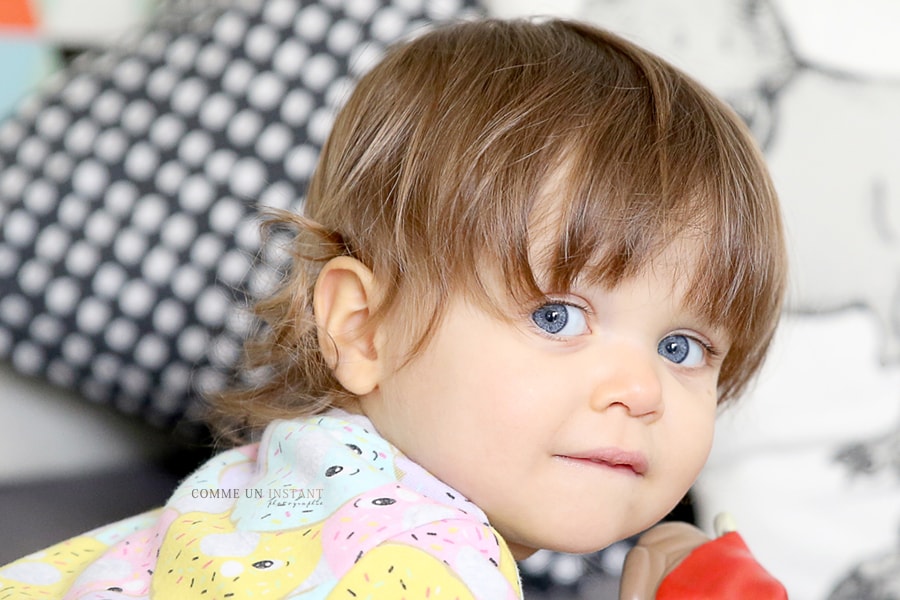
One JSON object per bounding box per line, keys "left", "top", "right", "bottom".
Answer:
{"left": 0, "top": 0, "right": 481, "bottom": 431}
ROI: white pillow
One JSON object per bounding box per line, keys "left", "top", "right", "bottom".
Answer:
{"left": 695, "top": 309, "right": 900, "bottom": 600}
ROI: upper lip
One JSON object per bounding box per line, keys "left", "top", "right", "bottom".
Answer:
{"left": 558, "top": 448, "right": 648, "bottom": 476}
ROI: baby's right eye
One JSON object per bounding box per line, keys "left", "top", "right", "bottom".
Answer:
{"left": 531, "top": 303, "right": 589, "bottom": 337}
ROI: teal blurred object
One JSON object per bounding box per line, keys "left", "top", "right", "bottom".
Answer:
{"left": 0, "top": 37, "right": 58, "bottom": 120}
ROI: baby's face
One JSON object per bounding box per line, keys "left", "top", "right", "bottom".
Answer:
{"left": 360, "top": 240, "right": 728, "bottom": 558}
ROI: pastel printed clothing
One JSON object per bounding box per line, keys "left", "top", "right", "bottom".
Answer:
{"left": 0, "top": 411, "right": 523, "bottom": 599}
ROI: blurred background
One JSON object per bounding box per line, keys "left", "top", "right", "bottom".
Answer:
{"left": 1, "top": 1, "right": 899, "bottom": 598}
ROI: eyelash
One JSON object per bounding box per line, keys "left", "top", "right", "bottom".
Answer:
{"left": 553, "top": 299, "right": 591, "bottom": 315}
{"left": 680, "top": 334, "right": 721, "bottom": 362}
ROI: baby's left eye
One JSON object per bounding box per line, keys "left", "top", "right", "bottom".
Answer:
{"left": 531, "top": 303, "right": 589, "bottom": 337}
{"left": 658, "top": 334, "right": 705, "bottom": 367}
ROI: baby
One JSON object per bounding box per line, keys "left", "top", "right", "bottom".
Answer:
{"left": 0, "top": 18, "right": 788, "bottom": 599}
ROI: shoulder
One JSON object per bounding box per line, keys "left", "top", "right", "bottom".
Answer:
{"left": 322, "top": 484, "right": 522, "bottom": 599}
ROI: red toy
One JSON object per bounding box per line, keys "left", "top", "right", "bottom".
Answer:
{"left": 620, "top": 516, "right": 787, "bottom": 599}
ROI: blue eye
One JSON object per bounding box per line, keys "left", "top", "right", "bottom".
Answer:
{"left": 531, "top": 303, "right": 588, "bottom": 336}
{"left": 658, "top": 335, "right": 705, "bottom": 366}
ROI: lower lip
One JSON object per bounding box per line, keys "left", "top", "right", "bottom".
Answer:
{"left": 557, "top": 456, "right": 644, "bottom": 476}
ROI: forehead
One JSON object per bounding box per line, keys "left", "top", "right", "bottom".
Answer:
{"left": 531, "top": 213, "right": 706, "bottom": 299}
{"left": 525, "top": 173, "right": 727, "bottom": 323}
{"left": 526, "top": 162, "right": 709, "bottom": 277}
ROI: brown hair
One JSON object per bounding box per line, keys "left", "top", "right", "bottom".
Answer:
{"left": 209, "top": 18, "right": 787, "bottom": 443}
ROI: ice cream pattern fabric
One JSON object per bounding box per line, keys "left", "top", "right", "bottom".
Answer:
{"left": 0, "top": 411, "right": 522, "bottom": 599}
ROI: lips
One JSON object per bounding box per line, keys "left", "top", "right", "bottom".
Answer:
{"left": 558, "top": 448, "right": 648, "bottom": 476}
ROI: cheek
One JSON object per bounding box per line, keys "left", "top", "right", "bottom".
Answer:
{"left": 682, "top": 410, "right": 716, "bottom": 479}
{"left": 664, "top": 398, "right": 717, "bottom": 484}
{"left": 696, "top": 420, "right": 716, "bottom": 469}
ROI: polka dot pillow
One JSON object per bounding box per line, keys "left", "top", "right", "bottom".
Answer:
{"left": 0, "top": 0, "right": 480, "bottom": 431}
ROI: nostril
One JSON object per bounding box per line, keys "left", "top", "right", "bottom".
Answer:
{"left": 589, "top": 371, "right": 663, "bottom": 417}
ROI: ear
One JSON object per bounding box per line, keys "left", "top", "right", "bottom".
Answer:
{"left": 313, "top": 256, "right": 382, "bottom": 396}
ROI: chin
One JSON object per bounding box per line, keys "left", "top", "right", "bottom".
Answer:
{"left": 529, "top": 530, "right": 629, "bottom": 557}
{"left": 554, "top": 538, "right": 621, "bottom": 555}
{"left": 500, "top": 508, "right": 663, "bottom": 558}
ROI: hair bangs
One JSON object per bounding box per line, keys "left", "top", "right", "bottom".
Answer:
{"left": 515, "top": 59, "right": 786, "bottom": 403}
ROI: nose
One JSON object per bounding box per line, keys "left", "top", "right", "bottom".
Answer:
{"left": 589, "top": 347, "right": 664, "bottom": 420}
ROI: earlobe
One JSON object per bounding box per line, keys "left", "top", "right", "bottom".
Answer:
{"left": 313, "top": 257, "right": 382, "bottom": 396}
